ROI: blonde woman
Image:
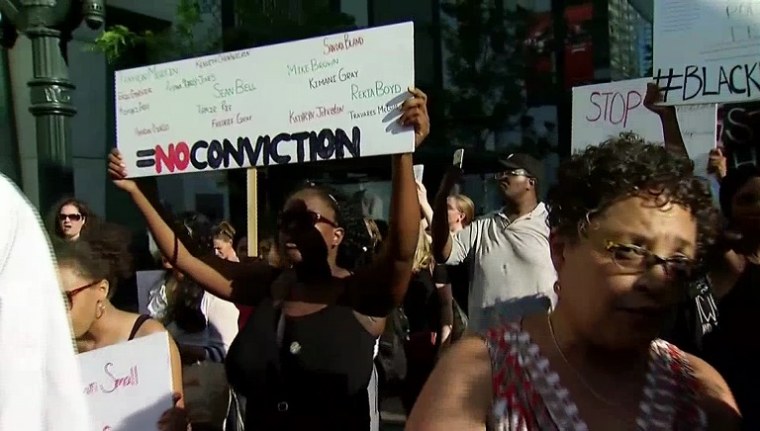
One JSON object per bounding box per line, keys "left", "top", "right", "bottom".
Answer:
{"left": 417, "top": 180, "right": 474, "bottom": 233}
{"left": 212, "top": 221, "right": 239, "bottom": 262}
{"left": 417, "top": 181, "right": 474, "bottom": 317}
{"left": 400, "top": 223, "right": 446, "bottom": 413}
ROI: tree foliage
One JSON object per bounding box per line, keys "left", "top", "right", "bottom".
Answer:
{"left": 225, "top": 0, "right": 356, "bottom": 50}
{"left": 440, "top": 0, "right": 529, "bottom": 150}
{"left": 92, "top": 0, "right": 355, "bottom": 65}
{"left": 91, "top": 0, "right": 218, "bottom": 64}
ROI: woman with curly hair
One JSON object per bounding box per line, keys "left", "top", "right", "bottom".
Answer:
{"left": 407, "top": 135, "right": 740, "bottom": 430}
{"left": 107, "top": 88, "right": 428, "bottom": 429}
{"left": 53, "top": 222, "right": 186, "bottom": 430}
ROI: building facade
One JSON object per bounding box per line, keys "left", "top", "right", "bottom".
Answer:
{"left": 0, "top": 0, "right": 655, "bottom": 224}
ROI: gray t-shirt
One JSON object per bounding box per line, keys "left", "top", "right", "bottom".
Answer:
{"left": 445, "top": 203, "right": 557, "bottom": 331}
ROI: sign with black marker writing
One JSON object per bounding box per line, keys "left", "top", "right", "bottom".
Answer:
{"left": 571, "top": 78, "right": 717, "bottom": 177}
{"left": 115, "top": 22, "right": 415, "bottom": 177}
{"left": 653, "top": 0, "right": 760, "bottom": 105}
{"left": 718, "top": 101, "right": 760, "bottom": 169}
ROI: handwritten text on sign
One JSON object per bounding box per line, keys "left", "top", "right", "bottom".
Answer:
{"left": 78, "top": 332, "right": 173, "bottom": 430}
{"left": 653, "top": 0, "right": 760, "bottom": 105}
{"left": 115, "top": 22, "right": 415, "bottom": 177}
{"left": 571, "top": 78, "right": 717, "bottom": 177}
{"left": 718, "top": 101, "right": 760, "bottom": 169}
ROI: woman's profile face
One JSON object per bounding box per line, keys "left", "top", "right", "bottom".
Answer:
{"left": 59, "top": 204, "right": 85, "bottom": 240}
{"left": 213, "top": 238, "right": 236, "bottom": 260}
{"left": 57, "top": 265, "right": 107, "bottom": 338}
{"left": 446, "top": 197, "right": 464, "bottom": 228}
{"left": 278, "top": 193, "right": 343, "bottom": 264}
{"left": 552, "top": 195, "right": 698, "bottom": 350}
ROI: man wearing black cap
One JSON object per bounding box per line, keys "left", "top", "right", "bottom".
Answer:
{"left": 430, "top": 153, "right": 557, "bottom": 332}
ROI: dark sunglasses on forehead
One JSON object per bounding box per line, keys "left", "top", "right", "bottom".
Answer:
{"left": 64, "top": 279, "right": 100, "bottom": 309}
{"left": 278, "top": 209, "right": 339, "bottom": 229}
{"left": 59, "top": 213, "right": 83, "bottom": 222}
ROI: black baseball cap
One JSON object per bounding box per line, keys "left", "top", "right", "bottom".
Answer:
{"left": 497, "top": 153, "right": 544, "bottom": 183}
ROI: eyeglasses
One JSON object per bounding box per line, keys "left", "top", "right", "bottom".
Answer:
{"left": 494, "top": 169, "right": 533, "bottom": 181}
{"left": 59, "top": 213, "right": 83, "bottom": 222}
{"left": 278, "top": 209, "right": 339, "bottom": 230}
{"left": 604, "top": 241, "right": 695, "bottom": 280}
{"left": 64, "top": 279, "right": 100, "bottom": 309}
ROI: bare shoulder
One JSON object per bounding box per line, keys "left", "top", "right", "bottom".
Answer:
{"left": 686, "top": 353, "right": 741, "bottom": 430}
{"left": 132, "top": 315, "right": 168, "bottom": 338}
{"left": 405, "top": 335, "right": 492, "bottom": 431}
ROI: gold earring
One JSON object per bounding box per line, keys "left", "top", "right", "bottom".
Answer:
{"left": 95, "top": 300, "right": 105, "bottom": 319}
{"left": 553, "top": 281, "right": 561, "bottom": 295}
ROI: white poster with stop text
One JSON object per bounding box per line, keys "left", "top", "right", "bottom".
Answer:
{"left": 78, "top": 331, "right": 173, "bottom": 430}
{"left": 571, "top": 78, "right": 717, "bottom": 177}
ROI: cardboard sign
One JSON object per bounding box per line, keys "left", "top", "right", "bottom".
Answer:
{"left": 115, "top": 22, "right": 416, "bottom": 178}
{"left": 78, "top": 332, "right": 173, "bottom": 430}
{"left": 571, "top": 78, "right": 717, "bottom": 177}
{"left": 653, "top": 0, "right": 760, "bottom": 105}
{"left": 718, "top": 101, "right": 760, "bottom": 169}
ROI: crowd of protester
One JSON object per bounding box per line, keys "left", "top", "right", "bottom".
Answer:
{"left": 3, "top": 82, "right": 760, "bottom": 430}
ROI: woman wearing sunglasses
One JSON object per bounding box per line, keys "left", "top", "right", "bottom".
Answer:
{"left": 107, "top": 88, "right": 429, "bottom": 429}
{"left": 53, "top": 223, "right": 187, "bottom": 430}
{"left": 49, "top": 197, "right": 99, "bottom": 241}
{"left": 407, "top": 135, "right": 740, "bottom": 430}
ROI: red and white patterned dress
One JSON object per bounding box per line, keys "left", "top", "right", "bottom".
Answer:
{"left": 484, "top": 322, "right": 707, "bottom": 430}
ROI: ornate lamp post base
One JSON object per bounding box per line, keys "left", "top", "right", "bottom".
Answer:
{"left": 0, "top": 0, "right": 103, "bottom": 211}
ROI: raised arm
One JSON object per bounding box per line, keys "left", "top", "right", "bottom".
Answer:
{"left": 431, "top": 166, "right": 462, "bottom": 262}
{"left": 417, "top": 180, "right": 434, "bottom": 228}
{"left": 645, "top": 82, "right": 689, "bottom": 159}
{"left": 346, "top": 88, "right": 429, "bottom": 317}
{"left": 107, "top": 152, "right": 279, "bottom": 305}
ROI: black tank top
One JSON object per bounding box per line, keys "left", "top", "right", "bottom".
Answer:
{"left": 128, "top": 314, "right": 151, "bottom": 341}
{"left": 225, "top": 297, "right": 376, "bottom": 430}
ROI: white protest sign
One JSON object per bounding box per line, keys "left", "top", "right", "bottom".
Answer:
{"left": 413, "top": 164, "right": 424, "bottom": 181}
{"left": 79, "top": 332, "right": 173, "bottom": 430}
{"left": 653, "top": 0, "right": 760, "bottom": 105}
{"left": 571, "top": 78, "right": 717, "bottom": 177}
{"left": 116, "top": 22, "right": 415, "bottom": 178}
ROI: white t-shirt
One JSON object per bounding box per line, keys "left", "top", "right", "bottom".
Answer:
{"left": 0, "top": 174, "right": 91, "bottom": 430}
{"left": 147, "top": 280, "right": 239, "bottom": 362}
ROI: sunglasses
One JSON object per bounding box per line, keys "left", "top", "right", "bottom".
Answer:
{"left": 59, "top": 213, "right": 83, "bottom": 222}
{"left": 278, "top": 209, "right": 339, "bottom": 230}
{"left": 65, "top": 279, "right": 100, "bottom": 309}
{"left": 493, "top": 169, "right": 533, "bottom": 181}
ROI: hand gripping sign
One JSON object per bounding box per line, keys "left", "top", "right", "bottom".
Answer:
{"left": 115, "top": 22, "right": 416, "bottom": 178}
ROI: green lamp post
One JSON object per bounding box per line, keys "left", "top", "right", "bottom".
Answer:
{"left": 0, "top": 0, "right": 103, "bottom": 211}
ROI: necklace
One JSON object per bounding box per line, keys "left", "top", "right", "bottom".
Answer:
{"left": 546, "top": 313, "right": 621, "bottom": 407}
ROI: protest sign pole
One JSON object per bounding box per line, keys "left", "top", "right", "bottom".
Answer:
{"left": 246, "top": 168, "right": 258, "bottom": 258}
